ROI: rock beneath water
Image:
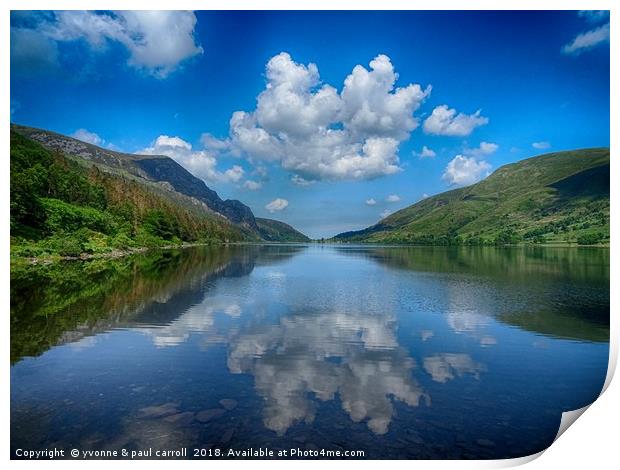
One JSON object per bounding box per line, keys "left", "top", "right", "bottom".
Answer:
{"left": 219, "top": 399, "right": 238, "bottom": 411}
{"left": 196, "top": 408, "right": 226, "bottom": 423}
{"left": 163, "top": 411, "right": 195, "bottom": 426}
{"left": 220, "top": 429, "right": 235, "bottom": 444}
{"left": 476, "top": 439, "right": 496, "bottom": 448}
{"left": 137, "top": 403, "right": 179, "bottom": 419}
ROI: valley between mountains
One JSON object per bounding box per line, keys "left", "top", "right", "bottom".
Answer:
{"left": 10, "top": 124, "right": 609, "bottom": 261}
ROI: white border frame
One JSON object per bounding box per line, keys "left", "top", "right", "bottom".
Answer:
{"left": 1, "top": 2, "right": 616, "bottom": 469}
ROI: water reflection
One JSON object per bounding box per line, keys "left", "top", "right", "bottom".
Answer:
{"left": 423, "top": 354, "right": 486, "bottom": 384}
{"left": 135, "top": 296, "right": 244, "bottom": 348}
{"left": 10, "top": 244, "right": 306, "bottom": 362}
{"left": 227, "top": 309, "right": 427, "bottom": 435}
{"left": 10, "top": 244, "right": 610, "bottom": 459}
{"left": 338, "top": 245, "right": 609, "bottom": 342}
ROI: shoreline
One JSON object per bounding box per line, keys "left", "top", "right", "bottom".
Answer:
{"left": 10, "top": 242, "right": 220, "bottom": 266}
{"left": 10, "top": 240, "right": 610, "bottom": 266}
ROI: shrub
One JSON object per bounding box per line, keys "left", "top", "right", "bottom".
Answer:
{"left": 143, "top": 210, "right": 178, "bottom": 240}
{"left": 40, "top": 198, "right": 116, "bottom": 235}
{"left": 577, "top": 232, "right": 604, "bottom": 245}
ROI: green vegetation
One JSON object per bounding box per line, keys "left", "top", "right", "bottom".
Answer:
{"left": 334, "top": 148, "right": 609, "bottom": 246}
{"left": 10, "top": 247, "right": 238, "bottom": 363}
{"left": 10, "top": 130, "right": 246, "bottom": 258}
{"left": 256, "top": 217, "right": 311, "bottom": 242}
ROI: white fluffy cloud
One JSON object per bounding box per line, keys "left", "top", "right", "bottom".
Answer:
{"left": 139, "top": 135, "right": 244, "bottom": 183}
{"left": 463, "top": 141, "right": 499, "bottom": 157}
{"left": 290, "top": 175, "right": 314, "bottom": 187}
{"left": 562, "top": 22, "right": 609, "bottom": 55}
{"left": 200, "top": 132, "right": 230, "bottom": 151}
{"left": 386, "top": 194, "right": 400, "bottom": 202}
{"left": 243, "top": 180, "right": 262, "bottom": 191}
{"left": 442, "top": 155, "right": 491, "bottom": 186}
{"left": 532, "top": 141, "right": 551, "bottom": 150}
{"left": 224, "top": 52, "right": 431, "bottom": 181}
{"left": 265, "top": 198, "right": 289, "bottom": 213}
{"left": 380, "top": 209, "right": 392, "bottom": 218}
{"left": 423, "top": 105, "right": 488, "bottom": 136}
{"left": 365, "top": 198, "right": 377, "bottom": 206}
{"left": 72, "top": 128, "right": 104, "bottom": 146}
{"left": 20, "top": 11, "right": 202, "bottom": 77}
{"left": 416, "top": 145, "right": 436, "bottom": 158}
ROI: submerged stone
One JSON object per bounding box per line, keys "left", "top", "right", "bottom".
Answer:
{"left": 137, "top": 402, "right": 179, "bottom": 419}
{"left": 196, "top": 408, "right": 226, "bottom": 423}
{"left": 163, "top": 411, "right": 195, "bottom": 426}
{"left": 219, "top": 399, "right": 238, "bottom": 410}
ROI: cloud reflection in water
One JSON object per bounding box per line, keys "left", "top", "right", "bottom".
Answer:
{"left": 227, "top": 310, "right": 427, "bottom": 435}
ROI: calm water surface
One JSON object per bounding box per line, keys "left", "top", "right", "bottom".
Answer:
{"left": 10, "top": 245, "right": 609, "bottom": 459}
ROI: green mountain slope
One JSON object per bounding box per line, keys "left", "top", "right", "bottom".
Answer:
{"left": 12, "top": 124, "right": 259, "bottom": 230}
{"left": 256, "top": 218, "right": 311, "bottom": 242}
{"left": 334, "top": 148, "right": 609, "bottom": 245}
{"left": 10, "top": 129, "right": 254, "bottom": 258}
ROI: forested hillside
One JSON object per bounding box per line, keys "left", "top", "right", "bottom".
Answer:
{"left": 10, "top": 130, "right": 249, "bottom": 258}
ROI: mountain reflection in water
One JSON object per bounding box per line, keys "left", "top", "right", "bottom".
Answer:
{"left": 11, "top": 245, "right": 609, "bottom": 459}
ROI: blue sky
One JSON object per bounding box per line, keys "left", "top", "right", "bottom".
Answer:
{"left": 10, "top": 10, "right": 610, "bottom": 238}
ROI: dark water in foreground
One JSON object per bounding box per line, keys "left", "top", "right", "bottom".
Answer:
{"left": 10, "top": 245, "right": 609, "bottom": 459}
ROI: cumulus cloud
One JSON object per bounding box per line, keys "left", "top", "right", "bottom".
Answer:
{"left": 265, "top": 198, "right": 289, "bottom": 213}
{"left": 380, "top": 209, "right": 392, "bottom": 218}
{"left": 562, "top": 22, "right": 610, "bottom": 55}
{"left": 225, "top": 52, "right": 431, "bottom": 181}
{"left": 423, "top": 105, "right": 488, "bottom": 136}
{"left": 243, "top": 180, "right": 262, "bottom": 191}
{"left": 532, "top": 141, "right": 551, "bottom": 150}
{"left": 12, "top": 11, "right": 203, "bottom": 78}
{"left": 72, "top": 128, "right": 104, "bottom": 146}
{"left": 386, "top": 194, "right": 400, "bottom": 202}
{"left": 222, "top": 166, "right": 245, "bottom": 183}
{"left": 416, "top": 145, "right": 436, "bottom": 159}
{"left": 365, "top": 198, "right": 377, "bottom": 206}
{"left": 442, "top": 155, "right": 491, "bottom": 186}
{"left": 291, "top": 175, "right": 314, "bottom": 187}
{"left": 200, "top": 132, "right": 230, "bottom": 151}
{"left": 463, "top": 141, "right": 499, "bottom": 157}
{"left": 139, "top": 135, "right": 244, "bottom": 183}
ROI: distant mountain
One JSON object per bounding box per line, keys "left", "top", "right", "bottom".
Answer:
{"left": 256, "top": 218, "right": 311, "bottom": 242}
{"left": 334, "top": 148, "right": 609, "bottom": 245}
{"left": 12, "top": 124, "right": 258, "bottom": 231}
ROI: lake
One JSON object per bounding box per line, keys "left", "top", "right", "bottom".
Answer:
{"left": 10, "top": 244, "right": 609, "bottom": 459}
